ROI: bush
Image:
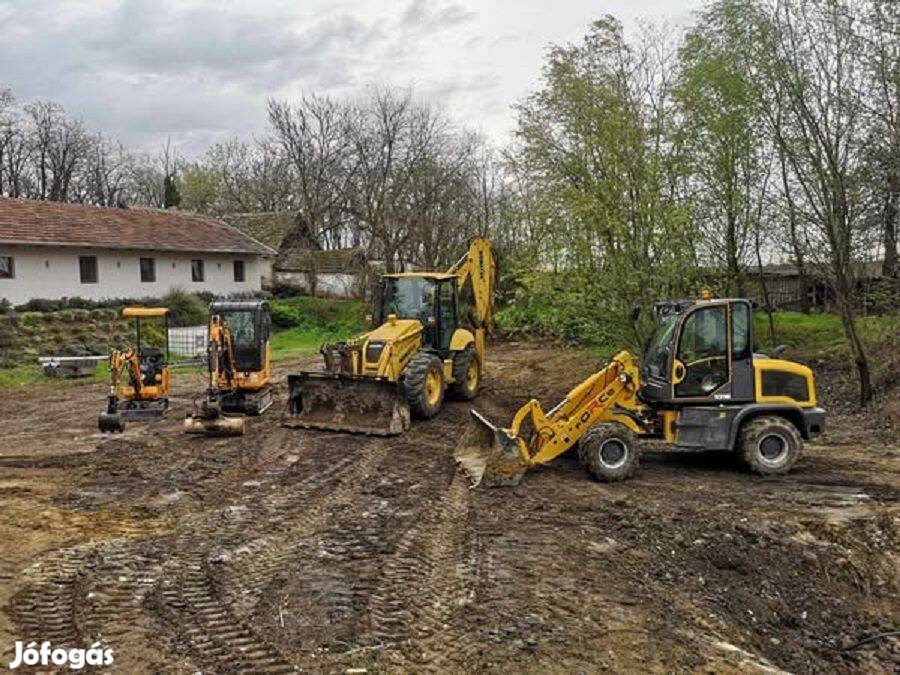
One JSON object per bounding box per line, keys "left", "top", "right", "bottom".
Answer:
{"left": 160, "top": 289, "right": 208, "bottom": 327}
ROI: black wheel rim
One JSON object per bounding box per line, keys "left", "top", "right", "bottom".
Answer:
{"left": 758, "top": 432, "right": 788, "bottom": 464}
{"left": 599, "top": 439, "right": 627, "bottom": 468}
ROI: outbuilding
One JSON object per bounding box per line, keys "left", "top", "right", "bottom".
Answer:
{"left": 0, "top": 197, "right": 276, "bottom": 305}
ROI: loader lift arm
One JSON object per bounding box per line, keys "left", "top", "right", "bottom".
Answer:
{"left": 458, "top": 351, "right": 648, "bottom": 486}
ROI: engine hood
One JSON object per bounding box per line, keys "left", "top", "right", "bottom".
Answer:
{"left": 362, "top": 318, "right": 423, "bottom": 343}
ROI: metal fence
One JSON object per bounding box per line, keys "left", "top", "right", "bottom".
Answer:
{"left": 168, "top": 325, "right": 208, "bottom": 366}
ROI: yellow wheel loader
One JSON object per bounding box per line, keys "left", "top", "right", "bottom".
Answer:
{"left": 185, "top": 300, "right": 273, "bottom": 437}
{"left": 284, "top": 237, "right": 496, "bottom": 435}
{"left": 458, "top": 295, "right": 826, "bottom": 487}
{"left": 98, "top": 307, "right": 171, "bottom": 433}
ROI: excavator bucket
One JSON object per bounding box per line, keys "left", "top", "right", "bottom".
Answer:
{"left": 184, "top": 412, "right": 245, "bottom": 437}
{"left": 455, "top": 410, "right": 530, "bottom": 487}
{"left": 284, "top": 372, "right": 411, "bottom": 436}
{"left": 98, "top": 412, "right": 124, "bottom": 433}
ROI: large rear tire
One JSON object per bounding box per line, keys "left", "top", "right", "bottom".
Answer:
{"left": 580, "top": 423, "right": 639, "bottom": 482}
{"left": 449, "top": 345, "right": 480, "bottom": 400}
{"left": 739, "top": 415, "right": 802, "bottom": 475}
{"left": 404, "top": 352, "right": 445, "bottom": 419}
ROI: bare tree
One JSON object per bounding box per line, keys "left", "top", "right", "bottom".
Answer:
{"left": 752, "top": 0, "right": 876, "bottom": 403}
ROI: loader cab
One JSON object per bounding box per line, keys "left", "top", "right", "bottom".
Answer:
{"left": 209, "top": 300, "right": 270, "bottom": 373}
{"left": 378, "top": 274, "right": 458, "bottom": 351}
{"left": 641, "top": 298, "right": 755, "bottom": 405}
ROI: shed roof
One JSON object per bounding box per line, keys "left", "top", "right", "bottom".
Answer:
{"left": 0, "top": 197, "right": 276, "bottom": 256}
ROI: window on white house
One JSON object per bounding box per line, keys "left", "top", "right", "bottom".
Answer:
{"left": 233, "top": 260, "right": 245, "bottom": 282}
{"left": 79, "top": 256, "right": 98, "bottom": 283}
{"left": 140, "top": 257, "right": 156, "bottom": 282}
{"left": 0, "top": 256, "right": 13, "bottom": 279}
{"left": 191, "top": 259, "right": 205, "bottom": 282}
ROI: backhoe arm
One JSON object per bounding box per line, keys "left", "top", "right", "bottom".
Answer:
{"left": 449, "top": 237, "right": 495, "bottom": 336}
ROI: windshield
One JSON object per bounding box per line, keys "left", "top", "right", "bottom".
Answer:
{"left": 221, "top": 311, "right": 256, "bottom": 348}
{"left": 643, "top": 314, "right": 677, "bottom": 379}
{"left": 381, "top": 278, "right": 436, "bottom": 322}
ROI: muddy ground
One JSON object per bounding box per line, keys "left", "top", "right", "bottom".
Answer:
{"left": 0, "top": 342, "right": 897, "bottom": 673}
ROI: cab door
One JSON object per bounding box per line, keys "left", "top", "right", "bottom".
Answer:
{"left": 436, "top": 279, "right": 457, "bottom": 351}
{"left": 672, "top": 303, "right": 732, "bottom": 400}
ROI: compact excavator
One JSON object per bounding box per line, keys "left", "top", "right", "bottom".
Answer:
{"left": 284, "top": 237, "right": 495, "bottom": 435}
{"left": 184, "top": 300, "right": 273, "bottom": 436}
{"left": 458, "top": 294, "right": 825, "bottom": 486}
{"left": 98, "top": 307, "right": 170, "bottom": 433}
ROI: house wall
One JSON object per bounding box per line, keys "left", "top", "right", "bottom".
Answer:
{"left": 274, "top": 270, "right": 360, "bottom": 298}
{"left": 0, "top": 244, "right": 270, "bottom": 304}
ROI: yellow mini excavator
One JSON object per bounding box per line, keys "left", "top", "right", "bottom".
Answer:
{"left": 284, "top": 237, "right": 495, "bottom": 435}
{"left": 98, "top": 307, "right": 170, "bottom": 433}
{"left": 458, "top": 295, "right": 826, "bottom": 486}
{"left": 185, "top": 300, "right": 273, "bottom": 436}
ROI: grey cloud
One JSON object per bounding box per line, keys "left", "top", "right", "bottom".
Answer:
{"left": 401, "top": 0, "right": 476, "bottom": 31}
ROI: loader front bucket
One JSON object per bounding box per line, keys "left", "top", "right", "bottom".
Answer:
{"left": 283, "top": 372, "right": 411, "bottom": 436}
{"left": 454, "top": 410, "right": 529, "bottom": 487}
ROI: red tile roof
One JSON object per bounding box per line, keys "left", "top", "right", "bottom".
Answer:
{"left": 0, "top": 198, "right": 276, "bottom": 256}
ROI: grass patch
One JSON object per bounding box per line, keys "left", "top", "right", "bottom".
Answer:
{"left": 753, "top": 311, "right": 899, "bottom": 357}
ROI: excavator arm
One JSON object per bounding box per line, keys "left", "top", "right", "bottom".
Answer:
{"left": 457, "top": 351, "right": 646, "bottom": 486}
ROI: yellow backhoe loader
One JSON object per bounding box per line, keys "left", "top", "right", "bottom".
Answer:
{"left": 185, "top": 300, "right": 273, "bottom": 436}
{"left": 284, "top": 237, "right": 495, "bottom": 435}
{"left": 458, "top": 295, "right": 826, "bottom": 487}
{"left": 98, "top": 307, "right": 170, "bottom": 433}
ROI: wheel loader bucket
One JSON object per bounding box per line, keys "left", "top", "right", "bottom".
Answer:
{"left": 455, "top": 410, "right": 529, "bottom": 487}
{"left": 184, "top": 412, "right": 245, "bottom": 437}
{"left": 283, "top": 372, "right": 411, "bottom": 436}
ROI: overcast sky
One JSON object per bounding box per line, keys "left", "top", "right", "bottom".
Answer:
{"left": 0, "top": 0, "right": 705, "bottom": 157}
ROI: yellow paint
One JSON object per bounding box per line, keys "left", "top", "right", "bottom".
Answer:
{"left": 754, "top": 358, "right": 817, "bottom": 407}
{"left": 450, "top": 328, "right": 474, "bottom": 351}
{"left": 122, "top": 307, "right": 169, "bottom": 318}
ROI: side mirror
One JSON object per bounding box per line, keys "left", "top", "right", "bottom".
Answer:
{"left": 771, "top": 344, "right": 787, "bottom": 358}
{"left": 672, "top": 359, "right": 686, "bottom": 384}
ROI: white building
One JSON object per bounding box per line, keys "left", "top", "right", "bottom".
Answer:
{"left": 0, "top": 198, "right": 276, "bottom": 305}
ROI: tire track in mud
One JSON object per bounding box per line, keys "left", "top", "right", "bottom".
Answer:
{"left": 367, "top": 471, "right": 478, "bottom": 671}
{"left": 150, "top": 433, "right": 390, "bottom": 672}
{"left": 5, "top": 427, "right": 385, "bottom": 672}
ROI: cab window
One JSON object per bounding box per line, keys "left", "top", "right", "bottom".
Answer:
{"left": 676, "top": 305, "right": 729, "bottom": 397}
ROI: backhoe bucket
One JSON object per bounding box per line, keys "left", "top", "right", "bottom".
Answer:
{"left": 284, "top": 372, "right": 411, "bottom": 436}
{"left": 455, "top": 410, "right": 529, "bottom": 487}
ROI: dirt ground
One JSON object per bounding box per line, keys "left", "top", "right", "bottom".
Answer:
{"left": 0, "top": 342, "right": 897, "bottom": 673}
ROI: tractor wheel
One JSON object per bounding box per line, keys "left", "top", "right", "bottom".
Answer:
{"left": 580, "top": 423, "right": 640, "bottom": 482}
{"left": 449, "top": 345, "right": 480, "bottom": 400}
{"left": 739, "top": 415, "right": 802, "bottom": 475}
{"left": 404, "top": 352, "right": 445, "bottom": 419}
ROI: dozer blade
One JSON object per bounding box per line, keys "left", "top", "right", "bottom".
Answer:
{"left": 454, "top": 410, "right": 529, "bottom": 487}
{"left": 284, "top": 372, "right": 411, "bottom": 436}
{"left": 184, "top": 412, "right": 245, "bottom": 437}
